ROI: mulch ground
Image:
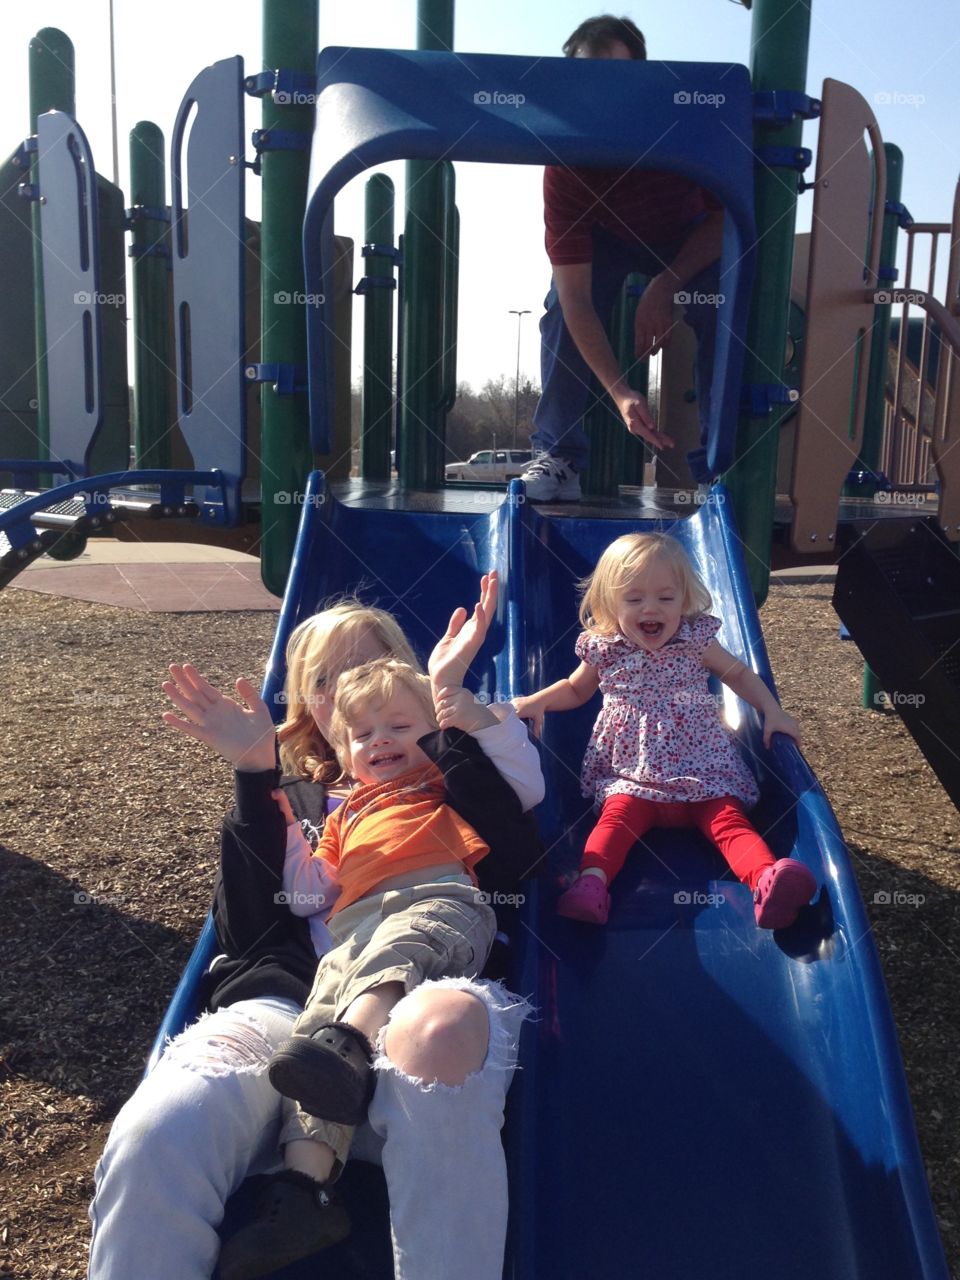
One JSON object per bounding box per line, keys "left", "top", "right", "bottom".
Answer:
{"left": 0, "top": 579, "right": 958, "bottom": 1278}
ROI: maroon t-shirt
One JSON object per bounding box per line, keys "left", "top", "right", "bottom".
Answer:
{"left": 544, "top": 164, "right": 722, "bottom": 266}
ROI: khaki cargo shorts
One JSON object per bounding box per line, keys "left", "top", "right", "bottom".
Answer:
{"left": 296, "top": 874, "right": 497, "bottom": 1039}
{"left": 278, "top": 875, "right": 498, "bottom": 1161}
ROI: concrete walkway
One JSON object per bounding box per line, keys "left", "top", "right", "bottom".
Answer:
{"left": 8, "top": 536, "right": 836, "bottom": 614}
{"left": 9, "top": 540, "right": 280, "bottom": 612}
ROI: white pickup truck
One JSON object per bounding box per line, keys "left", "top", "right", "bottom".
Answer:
{"left": 444, "top": 449, "right": 533, "bottom": 483}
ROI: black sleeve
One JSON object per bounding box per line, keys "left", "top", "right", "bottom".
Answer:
{"left": 417, "top": 729, "right": 546, "bottom": 896}
{"left": 212, "top": 768, "right": 289, "bottom": 956}
{"left": 203, "top": 770, "right": 324, "bottom": 1011}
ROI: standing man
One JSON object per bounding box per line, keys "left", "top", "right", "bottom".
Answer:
{"left": 520, "top": 15, "right": 724, "bottom": 501}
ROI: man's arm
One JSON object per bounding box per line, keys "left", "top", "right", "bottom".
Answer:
{"left": 632, "top": 210, "right": 724, "bottom": 362}
{"left": 553, "top": 208, "right": 723, "bottom": 446}
{"left": 554, "top": 262, "right": 673, "bottom": 448}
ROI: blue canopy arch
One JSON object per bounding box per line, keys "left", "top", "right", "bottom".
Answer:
{"left": 303, "top": 49, "right": 756, "bottom": 476}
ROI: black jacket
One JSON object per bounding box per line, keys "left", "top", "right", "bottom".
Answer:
{"left": 204, "top": 729, "right": 544, "bottom": 1011}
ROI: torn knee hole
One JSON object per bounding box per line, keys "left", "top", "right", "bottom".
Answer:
{"left": 164, "top": 1011, "right": 274, "bottom": 1077}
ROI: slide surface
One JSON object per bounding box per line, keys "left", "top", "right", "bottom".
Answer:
{"left": 504, "top": 486, "right": 947, "bottom": 1279}
{"left": 151, "top": 476, "right": 947, "bottom": 1279}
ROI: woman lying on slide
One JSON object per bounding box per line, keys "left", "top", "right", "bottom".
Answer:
{"left": 87, "top": 574, "right": 543, "bottom": 1280}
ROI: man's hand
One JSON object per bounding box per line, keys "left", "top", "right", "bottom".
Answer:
{"left": 162, "top": 664, "right": 277, "bottom": 772}
{"left": 428, "top": 571, "right": 498, "bottom": 691}
{"left": 551, "top": 262, "right": 675, "bottom": 451}
{"left": 633, "top": 273, "right": 679, "bottom": 361}
{"left": 613, "top": 389, "right": 675, "bottom": 450}
{"left": 434, "top": 685, "right": 497, "bottom": 734}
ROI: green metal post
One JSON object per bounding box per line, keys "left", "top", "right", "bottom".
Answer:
{"left": 397, "top": 0, "right": 454, "bottom": 489}
{"left": 857, "top": 143, "right": 903, "bottom": 482}
{"left": 259, "top": 0, "right": 319, "bottom": 595}
{"left": 360, "top": 174, "right": 396, "bottom": 480}
{"left": 582, "top": 277, "right": 648, "bottom": 496}
{"left": 129, "top": 121, "right": 171, "bottom": 469}
{"left": 29, "top": 27, "right": 75, "bottom": 475}
{"left": 723, "top": 0, "right": 812, "bottom": 605}
{"left": 863, "top": 663, "right": 884, "bottom": 712}
{"left": 438, "top": 162, "right": 459, "bottom": 441}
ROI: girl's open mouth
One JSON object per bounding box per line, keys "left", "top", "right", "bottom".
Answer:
{"left": 639, "top": 621, "right": 663, "bottom": 636}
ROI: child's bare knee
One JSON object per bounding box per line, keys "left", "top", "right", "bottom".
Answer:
{"left": 383, "top": 987, "right": 489, "bottom": 1086}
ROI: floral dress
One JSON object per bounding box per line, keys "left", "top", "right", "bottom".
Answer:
{"left": 577, "top": 615, "right": 760, "bottom": 809}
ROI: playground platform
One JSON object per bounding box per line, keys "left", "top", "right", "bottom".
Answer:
{"left": 5, "top": 510, "right": 839, "bottom": 613}
{"left": 7, "top": 539, "right": 279, "bottom": 613}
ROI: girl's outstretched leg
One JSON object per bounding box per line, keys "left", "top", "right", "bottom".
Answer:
{"left": 693, "top": 797, "right": 816, "bottom": 928}
{"left": 559, "top": 794, "right": 659, "bottom": 923}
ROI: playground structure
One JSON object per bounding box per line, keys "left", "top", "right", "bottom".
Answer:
{"left": 0, "top": 8, "right": 355, "bottom": 594}
{"left": 3, "top": 0, "right": 959, "bottom": 1276}
{"left": 2, "top": 5, "right": 960, "bottom": 598}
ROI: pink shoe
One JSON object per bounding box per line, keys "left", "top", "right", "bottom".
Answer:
{"left": 753, "top": 858, "right": 817, "bottom": 929}
{"left": 557, "top": 874, "right": 611, "bottom": 924}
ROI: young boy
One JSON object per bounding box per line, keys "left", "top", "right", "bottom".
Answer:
{"left": 266, "top": 657, "right": 542, "bottom": 1196}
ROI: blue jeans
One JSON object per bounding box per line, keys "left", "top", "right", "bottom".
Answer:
{"left": 532, "top": 225, "right": 720, "bottom": 474}
{"left": 88, "top": 981, "right": 532, "bottom": 1280}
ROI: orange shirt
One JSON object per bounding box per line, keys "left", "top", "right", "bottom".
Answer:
{"left": 317, "top": 762, "right": 489, "bottom": 915}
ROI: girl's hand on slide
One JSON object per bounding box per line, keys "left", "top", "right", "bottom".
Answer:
{"left": 161, "top": 664, "right": 277, "bottom": 771}
{"left": 762, "top": 706, "right": 802, "bottom": 749}
{"left": 428, "top": 571, "right": 499, "bottom": 690}
{"left": 512, "top": 697, "right": 544, "bottom": 739}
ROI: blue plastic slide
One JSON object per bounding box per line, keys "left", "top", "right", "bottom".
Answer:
{"left": 150, "top": 474, "right": 947, "bottom": 1279}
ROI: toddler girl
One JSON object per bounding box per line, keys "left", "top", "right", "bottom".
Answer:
{"left": 514, "top": 532, "right": 816, "bottom": 928}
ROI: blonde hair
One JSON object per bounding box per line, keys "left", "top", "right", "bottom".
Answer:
{"left": 579, "top": 533, "right": 712, "bottom": 634}
{"left": 277, "top": 601, "right": 420, "bottom": 782}
{"left": 329, "top": 658, "right": 437, "bottom": 772}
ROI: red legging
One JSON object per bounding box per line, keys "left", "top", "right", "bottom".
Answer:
{"left": 582, "top": 794, "right": 775, "bottom": 892}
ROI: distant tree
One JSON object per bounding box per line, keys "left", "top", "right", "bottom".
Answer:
{"left": 444, "top": 375, "right": 539, "bottom": 459}
{"left": 351, "top": 373, "right": 540, "bottom": 466}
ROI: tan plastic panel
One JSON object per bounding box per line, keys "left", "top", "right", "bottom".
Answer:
{"left": 790, "top": 78, "right": 884, "bottom": 552}
{"left": 931, "top": 179, "right": 960, "bottom": 539}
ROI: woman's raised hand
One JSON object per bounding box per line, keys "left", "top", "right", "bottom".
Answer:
{"left": 161, "top": 664, "right": 278, "bottom": 772}
{"left": 428, "top": 570, "right": 498, "bottom": 691}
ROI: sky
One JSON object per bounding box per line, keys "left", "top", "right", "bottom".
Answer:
{"left": 3, "top": 0, "right": 959, "bottom": 392}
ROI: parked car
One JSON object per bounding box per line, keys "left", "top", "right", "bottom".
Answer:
{"left": 444, "top": 449, "right": 533, "bottom": 483}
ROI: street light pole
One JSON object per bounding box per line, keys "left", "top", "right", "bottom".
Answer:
{"left": 508, "top": 309, "right": 530, "bottom": 448}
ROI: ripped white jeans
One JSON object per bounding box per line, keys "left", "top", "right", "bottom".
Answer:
{"left": 87, "top": 978, "right": 531, "bottom": 1280}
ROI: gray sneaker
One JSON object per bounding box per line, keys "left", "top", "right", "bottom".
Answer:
{"left": 519, "top": 455, "right": 582, "bottom": 502}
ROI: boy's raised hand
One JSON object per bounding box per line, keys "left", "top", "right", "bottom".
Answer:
{"left": 162, "top": 663, "right": 277, "bottom": 771}
{"left": 434, "top": 685, "right": 497, "bottom": 734}
{"left": 428, "top": 570, "right": 498, "bottom": 692}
